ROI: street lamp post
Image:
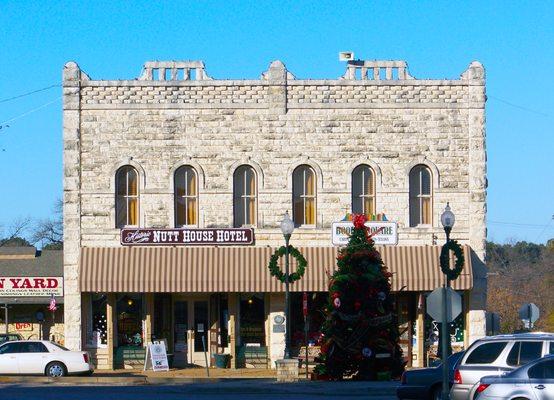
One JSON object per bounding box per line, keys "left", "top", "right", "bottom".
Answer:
{"left": 280, "top": 211, "right": 295, "bottom": 359}
{"left": 440, "top": 202, "right": 456, "bottom": 400}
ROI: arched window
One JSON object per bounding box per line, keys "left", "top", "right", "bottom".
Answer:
{"left": 233, "top": 165, "right": 257, "bottom": 227}
{"left": 409, "top": 165, "right": 432, "bottom": 227}
{"left": 115, "top": 166, "right": 139, "bottom": 228}
{"left": 293, "top": 165, "right": 316, "bottom": 226}
{"left": 174, "top": 166, "right": 198, "bottom": 226}
{"left": 352, "top": 165, "right": 375, "bottom": 217}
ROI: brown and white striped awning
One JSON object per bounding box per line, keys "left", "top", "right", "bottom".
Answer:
{"left": 79, "top": 245, "right": 473, "bottom": 293}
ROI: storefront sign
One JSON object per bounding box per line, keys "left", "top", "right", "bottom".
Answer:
{"left": 121, "top": 228, "right": 254, "bottom": 246}
{"left": 331, "top": 221, "right": 398, "bottom": 246}
{"left": 15, "top": 322, "right": 33, "bottom": 331}
{"left": 144, "top": 341, "right": 170, "bottom": 372}
{"left": 0, "top": 277, "right": 63, "bottom": 297}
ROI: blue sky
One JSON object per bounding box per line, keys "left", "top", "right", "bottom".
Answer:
{"left": 0, "top": 1, "right": 552, "bottom": 243}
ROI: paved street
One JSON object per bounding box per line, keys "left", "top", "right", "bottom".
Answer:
{"left": 0, "top": 380, "right": 399, "bottom": 400}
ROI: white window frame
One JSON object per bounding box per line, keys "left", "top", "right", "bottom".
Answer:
{"left": 174, "top": 166, "right": 199, "bottom": 227}
{"left": 352, "top": 165, "right": 375, "bottom": 216}
{"left": 233, "top": 166, "right": 257, "bottom": 227}
{"left": 115, "top": 166, "right": 139, "bottom": 228}
{"left": 293, "top": 165, "right": 317, "bottom": 227}
{"left": 409, "top": 165, "right": 432, "bottom": 227}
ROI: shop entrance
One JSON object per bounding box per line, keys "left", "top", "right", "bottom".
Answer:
{"left": 173, "top": 295, "right": 210, "bottom": 367}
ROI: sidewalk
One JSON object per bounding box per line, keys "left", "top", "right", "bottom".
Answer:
{"left": 0, "top": 368, "right": 400, "bottom": 397}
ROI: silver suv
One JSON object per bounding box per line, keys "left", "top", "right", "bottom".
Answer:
{"left": 450, "top": 332, "right": 554, "bottom": 400}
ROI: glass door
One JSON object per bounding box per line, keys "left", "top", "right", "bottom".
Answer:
{"left": 173, "top": 301, "right": 189, "bottom": 367}
{"left": 191, "top": 300, "right": 209, "bottom": 366}
{"left": 173, "top": 296, "right": 210, "bottom": 367}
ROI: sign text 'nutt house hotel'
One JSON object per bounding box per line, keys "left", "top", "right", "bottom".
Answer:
{"left": 63, "top": 57, "right": 487, "bottom": 369}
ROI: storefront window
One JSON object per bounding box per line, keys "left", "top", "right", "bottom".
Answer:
{"left": 290, "top": 292, "right": 326, "bottom": 349}
{"left": 239, "top": 294, "right": 265, "bottom": 346}
{"left": 88, "top": 293, "right": 107, "bottom": 348}
{"left": 116, "top": 294, "right": 143, "bottom": 347}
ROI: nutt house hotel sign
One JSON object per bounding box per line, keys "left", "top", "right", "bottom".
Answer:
{"left": 62, "top": 57, "right": 487, "bottom": 370}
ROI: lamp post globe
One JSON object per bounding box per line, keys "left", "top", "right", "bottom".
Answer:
{"left": 280, "top": 211, "right": 295, "bottom": 236}
{"left": 280, "top": 211, "right": 294, "bottom": 359}
{"left": 440, "top": 202, "right": 455, "bottom": 242}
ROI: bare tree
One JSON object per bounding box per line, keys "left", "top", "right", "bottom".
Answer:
{"left": 0, "top": 216, "right": 33, "bottom": 247}
{"left": 31, "top": 198, "right": 63, "bottom": 249}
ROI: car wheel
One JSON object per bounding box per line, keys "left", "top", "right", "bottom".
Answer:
{"left": 45, "top": 362, "right": 67, "bottom": 377}
{"left": 431, "top": 385, "right": 442, "bottom": 400}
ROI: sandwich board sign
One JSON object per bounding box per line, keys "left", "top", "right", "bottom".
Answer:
{"left": 144, "top": 340, "right": 169, "bottom": 372}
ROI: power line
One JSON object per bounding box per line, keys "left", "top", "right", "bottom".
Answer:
{"left": 488, "top": 220, "right": 553, "bottom": 228}
{"left": 0, "top": 96, "right": 62, "bottom": 126}
{"left": 0, "top": 84, "right": 61, "bottom": 104}
{"left": 488, "top": 95, "right": 550, "bottom": 117}
{"left": 535, "top": 215, "right": 554, "bottom": 242}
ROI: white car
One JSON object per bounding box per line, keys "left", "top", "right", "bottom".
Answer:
{"left": 0, "top": 340, "right": 93, "bottom": 377}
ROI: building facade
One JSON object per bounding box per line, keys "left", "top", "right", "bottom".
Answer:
{"left": 63, "top": 58, "right": 487, "bottom": 369}
{"left": 0, "top": 248, "right": 64, "bottom": 343}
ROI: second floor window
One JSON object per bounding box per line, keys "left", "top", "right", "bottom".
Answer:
{"left": 293, "top": 165, "right": 316, "bottom": 226}
{"left": 233, "top": 165, "right": 257, "bottom": 227}
{"left": 174, "top": 166, "right": 198, "bottom": 226}
{"left": 409, "top": 164, "right": 432, "bottom": 226}
{"left": 352, "top": 165, "right": 375, "bottom": 217}
{"left": 115, "top": 166, "right": 139, "bottom": 228}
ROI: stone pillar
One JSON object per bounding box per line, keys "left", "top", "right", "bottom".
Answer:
{"left": 264, "top": 60, "right": 287, "bottom": 115}
{"left": 144, "top": 293, "right": 154, "bottom": 345}
{"left": 268, "top": 293, "right": 286, "bottom": 368}
{"left": 228, "top": 293, "right": 238, "bottom": 369}
{"left": 414, "top": 295, "right": 425, "bottom": 368}
{"left": 107, "top": 293, "right": 116, "bottom": 370}
{"left": 275, "top": 359, "right": 299, "bottom": 382}
{"left": 63, "top": 61, "right": 84, "bottom": 351}
{"left": 464, "top": 61, "right": 487, "bottom": 345}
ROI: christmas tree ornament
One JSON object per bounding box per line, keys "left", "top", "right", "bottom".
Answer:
{"left": 333, "top": 297, "right": 341, "bottom": 308}
{"left": 362, "top": 348, "right": 373, "bottom": 358}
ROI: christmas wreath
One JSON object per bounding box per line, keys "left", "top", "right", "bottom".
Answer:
{"left": 440, "top": 239, "right": 465, "bottom": 281}
{"left": 268, "top": 245, "right": 307, "bottom": 283}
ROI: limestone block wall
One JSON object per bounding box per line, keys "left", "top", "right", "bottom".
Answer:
{"left": 63, "top": 59, "right": 486, "bottom": 351}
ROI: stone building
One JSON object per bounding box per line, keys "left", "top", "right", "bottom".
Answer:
{"left": 63, "top": 57, "right": 487, "bottom": 370}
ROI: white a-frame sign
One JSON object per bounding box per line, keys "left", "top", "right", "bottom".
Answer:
{"left": 144, "top": 340, "right": 169, "bottom": 372}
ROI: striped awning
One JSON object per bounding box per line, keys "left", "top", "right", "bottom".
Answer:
{"left": 79, "top": 245, "right": 473, "bottom": 293}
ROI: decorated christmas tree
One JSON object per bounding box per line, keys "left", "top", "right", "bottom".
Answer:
{"left": 313, "top": 214, "right": 405, "bottom": 380}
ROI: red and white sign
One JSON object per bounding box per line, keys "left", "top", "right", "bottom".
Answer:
{"left": 0, "top": 277, "right": 63, "bottom": 297}
{"left": 15, "top": 322, "right": 33, "bottom": 331}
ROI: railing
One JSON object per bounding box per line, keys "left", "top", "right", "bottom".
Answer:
{"left": 342, "top": 60, "right": 414, "bottom": 80}
{"left": 139, "top": 61, "right": 211, "bottom": 81}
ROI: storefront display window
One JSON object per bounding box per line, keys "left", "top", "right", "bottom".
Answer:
{"left": 116, "top": 294, "right": 143, "bottom": 347}
{"left": 239, "top": 294, "right": 265, "bottom": 346}
{"left": 88, "top": 293, "right": 107, "bottom": 348}
{"left": 290, "top": 292, "right": 326, "bottom": 349}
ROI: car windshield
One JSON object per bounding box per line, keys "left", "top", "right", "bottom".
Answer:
{"left": 49, "top": 342, "right": 69, "bottom": 351}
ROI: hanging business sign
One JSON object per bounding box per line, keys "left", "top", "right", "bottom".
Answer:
{"left": 120, "top": 228, "right": 254, "bottom": 246}
{"left": 0, "top": 277, "right": 63, "bottom": 297}
{"left": 331, "top": 221, "right": 398, "bottom": 246}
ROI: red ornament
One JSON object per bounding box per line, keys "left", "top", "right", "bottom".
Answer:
{"left": 331, "top": 291, "right": 341, "bottom": 299}
{"left": 333, "top": 297, "right": 341, "bottom": 309}
{"left": 352, "top": 213, "right": 367, "bottom": 229}
{"left": 354, "top": 301, "right": 361, "bottom": 311}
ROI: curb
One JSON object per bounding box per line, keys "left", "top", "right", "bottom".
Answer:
{"left": 0, "top": 376, "right": 226, "bottom": 385}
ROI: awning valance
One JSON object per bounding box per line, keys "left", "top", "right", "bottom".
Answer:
{"left": 79, "top": 245, "right": 473, "bottom": 293}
